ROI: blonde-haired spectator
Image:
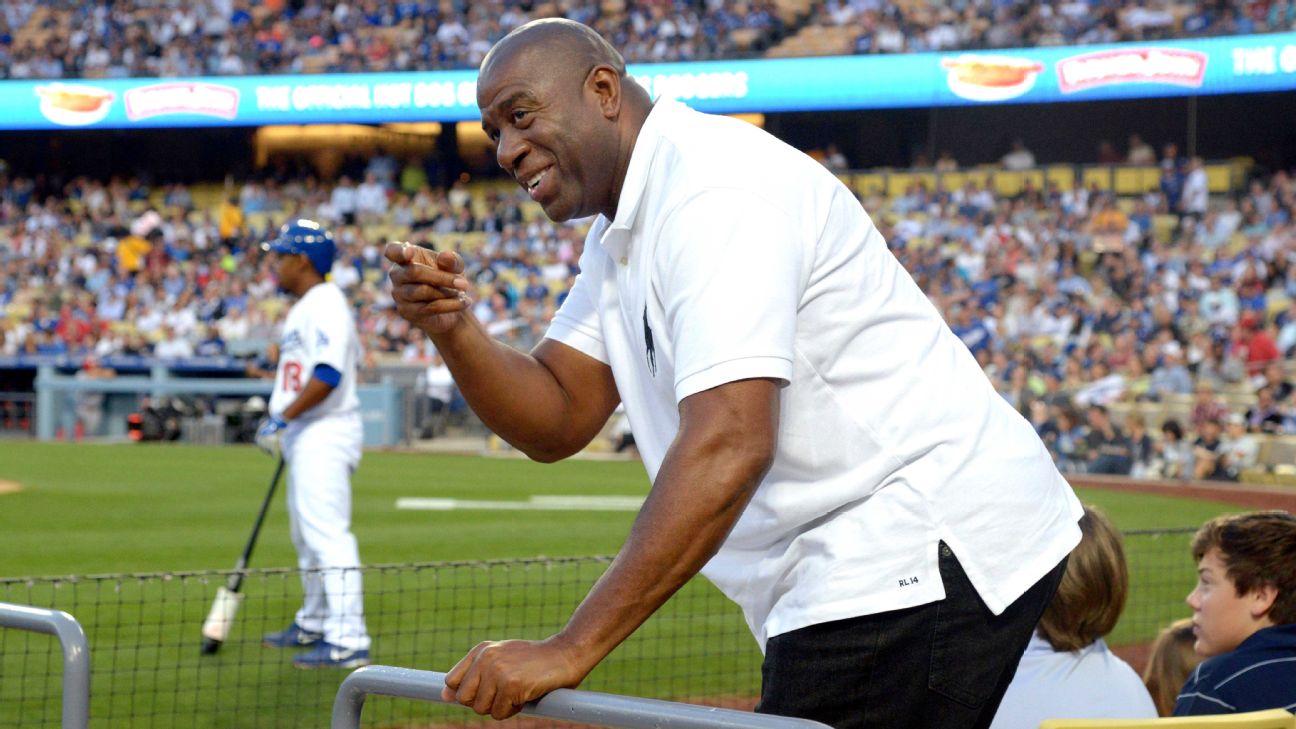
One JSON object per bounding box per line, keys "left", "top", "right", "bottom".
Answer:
{"left": 989, "top": 505, "right": 1156, "bottom": 729}
{"left": 1142, "top": 619, "right": 1202, "bottom": 716}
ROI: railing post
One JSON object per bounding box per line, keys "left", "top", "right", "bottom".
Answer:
{"left": 0, "top": 602, "right": 91, "bottom": 729}
{"left": 332, "top": 665, "right": 832, "bottom": 729}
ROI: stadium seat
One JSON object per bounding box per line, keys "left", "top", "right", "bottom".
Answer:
{"left": 1023, "top": 169, "right": 1045, "bottom": 191}
{"left": 1081, "top": 166, "right": 1114, "bottom": 192}
{"left": 1204, "top": 164, "right": 1233, "bottom": 194}
{"left": 1041, "top": 710, "right": 1296, "bottom": 729}
{"left": 853, "top": 173, "right": 886, "bottom": 197}
{"left": 1263, "top": 437, "right": 1296, "bottom": 469}
{"left": 937, "top": 171, "right": 967, "bottom": 191}
{"left": 886, "top": 172, "right": 915, "bottom": 198}
{"left": 1114, "top": 166, "right": 1158, "bottom": 195}
{"left": 1267, "top": 295, "right": 1291, "bottom": 321}
{"left": 992, "top": 171, "right": 1023, "bottom": 197}
{"left": 1046, "top": 165, "right": 1077, "bottom": 192}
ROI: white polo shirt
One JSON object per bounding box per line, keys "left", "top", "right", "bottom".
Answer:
{"left": 546, "top": 98, "right": 1082, "bottom": 649}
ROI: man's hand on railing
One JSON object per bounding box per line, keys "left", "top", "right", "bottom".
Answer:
{"left": 442, "top": 637, "right": 589, "bottom": 720}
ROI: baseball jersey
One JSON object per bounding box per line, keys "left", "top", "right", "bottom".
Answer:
{"left": 545, "top": 97, "right": 1083, "bottom": 649}
{"left": 269, "top": 282, "right": 360, "bottom": 422}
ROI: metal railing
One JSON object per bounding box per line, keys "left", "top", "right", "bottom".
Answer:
{"left": 0, "top": 603, "right": 89, "bottom": 729}
{"left": 332, "top": 666, "right": 832, "bottom": 729}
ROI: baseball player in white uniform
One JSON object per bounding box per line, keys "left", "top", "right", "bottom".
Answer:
{"left": 256, "top": 219, "right": 371, "bottom": 669}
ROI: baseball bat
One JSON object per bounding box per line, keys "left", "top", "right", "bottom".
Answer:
{"left": 201, "top": 456, "right": 286, "bottom": 655}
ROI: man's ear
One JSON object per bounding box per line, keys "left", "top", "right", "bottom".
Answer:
{"left": 1247, "top": 582, "right": 1279, "bottom": 622}
{"left": 588, "top": 66, "right": 621, "bottom": 120}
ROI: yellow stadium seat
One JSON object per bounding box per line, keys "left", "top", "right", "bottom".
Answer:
{"left": 886, "top": 172, "right": 915, "bottom": 198}
{"left": 853, "top": 173, "right": 886, "bottom": 197}
{"left": 1040, "top": 709, "right": 1296, "bottom": 729}
{"left": 1046, "top": 165, "right": 1077, "bottom": 191}
{"left": 937, "top": 171, "right": 967, "bottom": 191}
{"left": 1022, "top": 169, "right": 1045, "bottom": 191}
{"left": 993, "top": 171, "right": 1024, "bottom": 196}
{"left": 1115, "top": 166, "right": 1158, "bottom": 195}
{"left": 1205, "top": 164, "right": 1233, "bottom": 194}
{"left": 1081, "top": 166, "right": 1114, "bottom": 192}
{"left": 244, "top": 212, "right": 270, "bottom": 235}
{"left": 1268, "top": 294, "right": 1292, "bottom": 321}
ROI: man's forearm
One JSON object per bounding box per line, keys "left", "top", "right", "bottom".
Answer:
{"left": 550, "top": 381, "right": 777, "bottom": 673}
{"left": 430, "top": 314, "right": 615, "bottom": 462}
{"left": 282, "top": 377, "right": 335, "bottom": 420}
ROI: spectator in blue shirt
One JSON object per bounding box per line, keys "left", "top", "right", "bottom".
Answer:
{"left": 1175, "top": 511, "right": 1296, "bottom": 715}
{"left": 951, "top": 303, "right": 993, "bottom": 357}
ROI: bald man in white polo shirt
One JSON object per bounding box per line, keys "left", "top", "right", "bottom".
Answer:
{"left": 386, "top": 19, "right": 1082, "bottom": 729}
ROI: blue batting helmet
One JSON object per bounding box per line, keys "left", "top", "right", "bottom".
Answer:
{"left": 263, "top": 219, "right": 335, "bottom": 277}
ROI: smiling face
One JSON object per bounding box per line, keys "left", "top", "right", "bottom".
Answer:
{"left": 1186, "top": 548, "right": 1276, "bottom": 657}
{"left": 476, "top": 21, "right": 646, "bottom": 223}
{"left": 477, "top": 52, "right": 606, "bottom": 221}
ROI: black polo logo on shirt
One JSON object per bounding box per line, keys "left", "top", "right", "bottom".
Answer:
{"left": 643, "top": 306, "right": 656, "bottom": 377}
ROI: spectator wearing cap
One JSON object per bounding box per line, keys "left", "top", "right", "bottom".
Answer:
{"left": 1230, "top": 312, "right": 1280, "bottom": 376}
{"left": 1085, "top": 405, "right": 1134, "bottom": 475}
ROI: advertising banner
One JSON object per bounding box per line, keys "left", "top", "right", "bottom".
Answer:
{"left": 1, "top": 32, "right": 1293, "bottom": 130}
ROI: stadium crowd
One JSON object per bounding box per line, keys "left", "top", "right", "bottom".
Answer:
{"left": 2, "top": 0, "right": 1293, "bottom": 79}
{"left": 0, "top": 0, "right": 787, "bottom": 78}
{"left": 2, "top": 139, "right": 1295, "bottom": 479}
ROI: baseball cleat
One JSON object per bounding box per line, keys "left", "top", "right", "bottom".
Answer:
{"left": 262, "top": 622, "right": 324, "bottom": 648}
{"left": 292, "top": 642, "right": 371, "bottom": 669}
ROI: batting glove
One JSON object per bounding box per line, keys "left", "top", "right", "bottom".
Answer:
{"left": 255, "top": 415, "right": 287, "bottom": 458}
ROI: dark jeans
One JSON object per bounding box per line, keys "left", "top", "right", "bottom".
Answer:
{"left": 1088, "top": 454, "right": 1133, "bottom": 475}
{"left": 756, "top": 543, "right": 1067, "bottom": 729}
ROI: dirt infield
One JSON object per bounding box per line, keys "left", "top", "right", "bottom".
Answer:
{"left": 1070, "top": 474, "right": 1296, "bottom": 512}
{"left": 0, "top": 480, "right": 21, "bottom": 495}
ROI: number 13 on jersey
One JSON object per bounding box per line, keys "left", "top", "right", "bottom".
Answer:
{"left": 281, "top": 360, "right": 304, "bottom": 393}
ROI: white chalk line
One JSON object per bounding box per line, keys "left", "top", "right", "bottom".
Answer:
{"left": 395, "top": 495, "right": 645, "bottom": 512}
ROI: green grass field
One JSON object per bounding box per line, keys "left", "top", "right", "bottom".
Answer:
{"left": 0, "top": 442, "right": 1253, "bottom": 728}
